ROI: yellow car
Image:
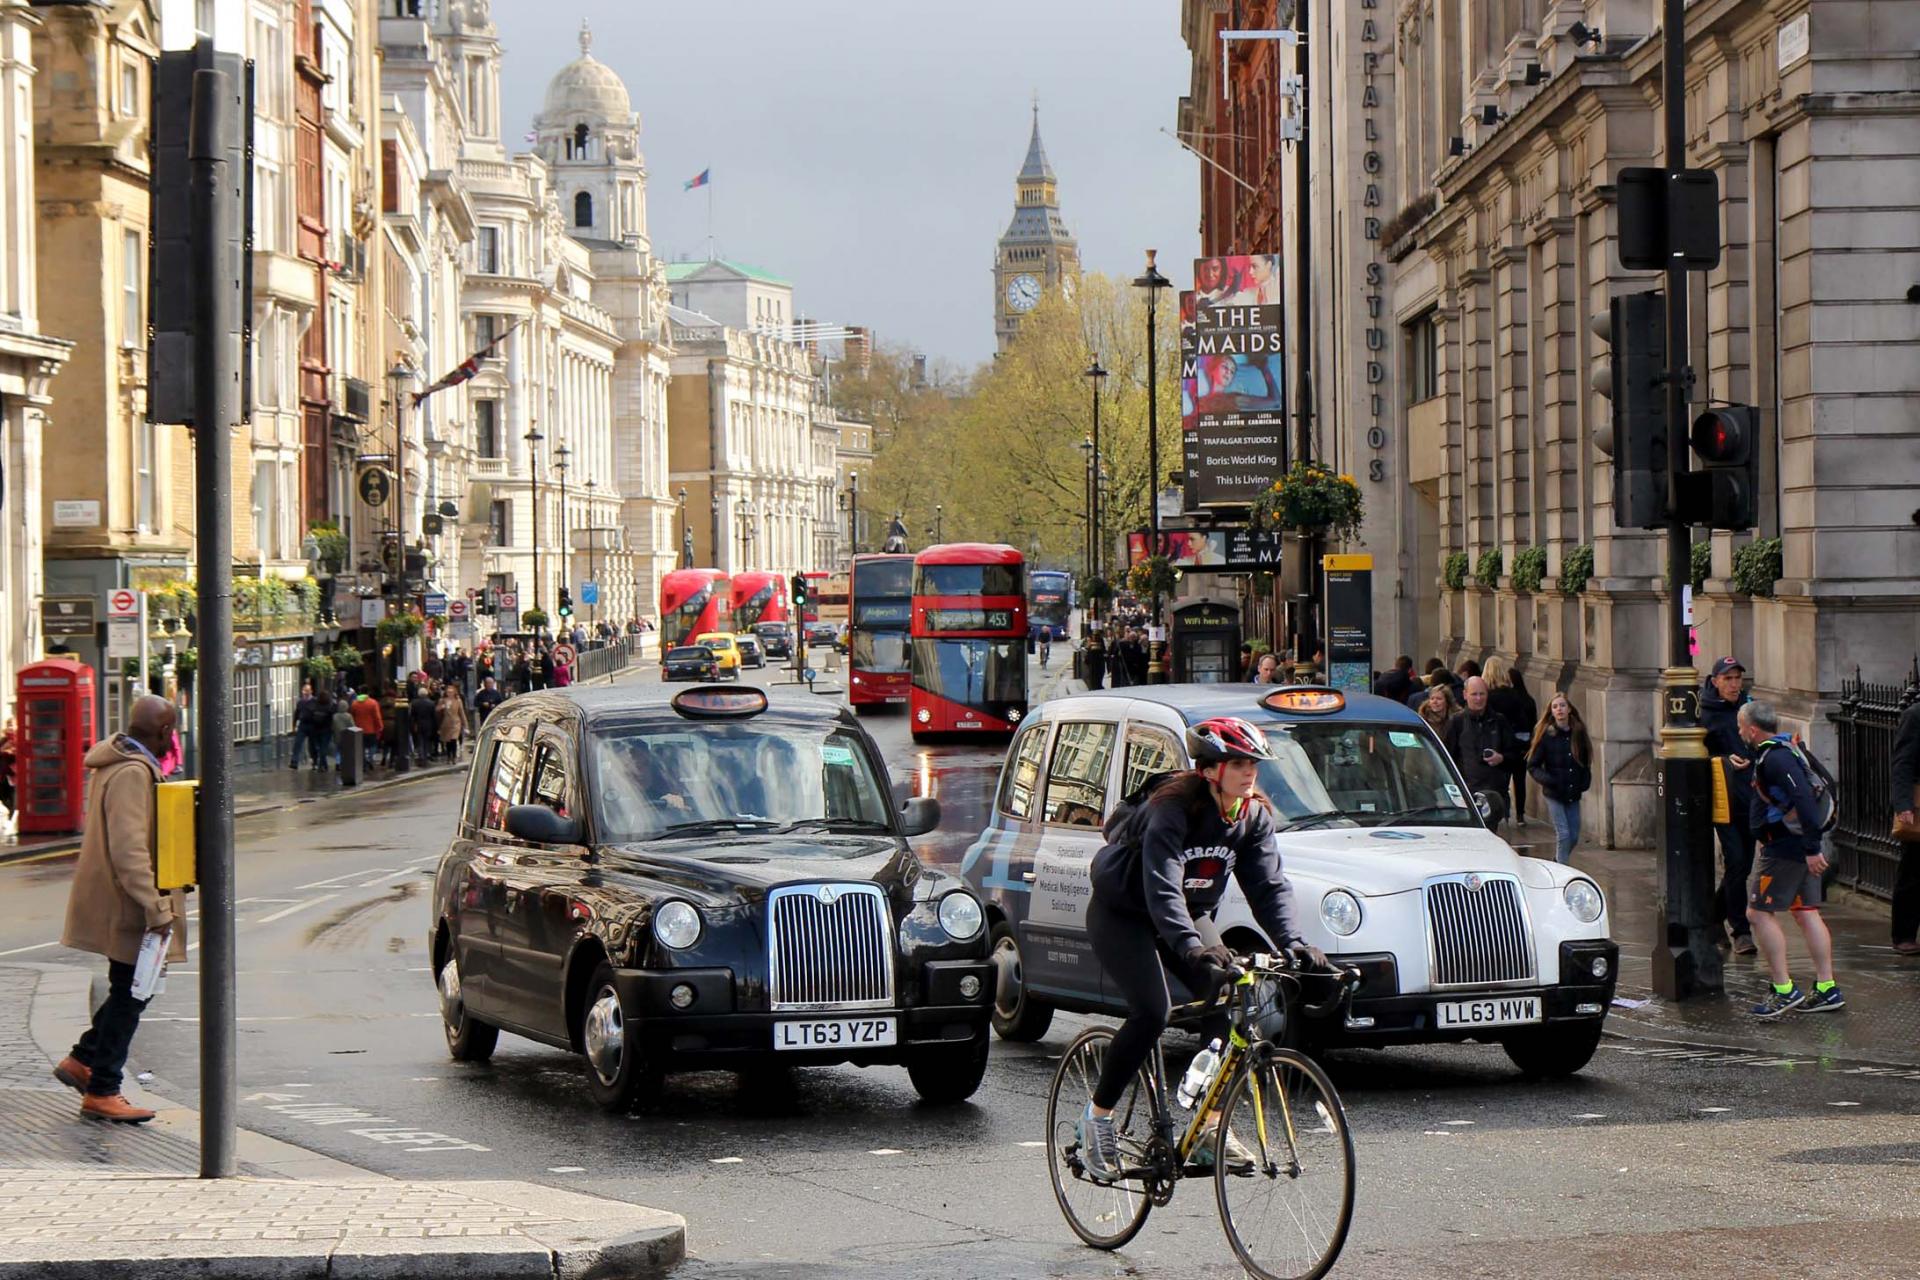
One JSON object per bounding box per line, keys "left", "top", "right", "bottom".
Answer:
{"left": 692, "top": 632, "right": 743, "bottom": 678}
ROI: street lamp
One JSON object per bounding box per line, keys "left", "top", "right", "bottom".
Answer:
{"left": 848, "top": 471, "right": 860, "bottom": 556}
{"left": 1077, "top": 436, "right": 1095, "bottom": 586}
{"left": 554, "top": 443, "right": 572, "bottom": 610}
{"left": 739, "top": 498, "right": 756, "bottom": 570}
{"left": 386, "top": 361, "right": 413, "bottom": 591}
{"left": 525, "top": 427, "right": 544, "bottom": 617}
{"left": 934, "top": 503, "right": 943, "bottom": 544}
{"left": 1132, "top": 250, "right": 1172, "bottom": 681}
{"left": 677, "top": 485, "right": 691, "bottom": 568}
{"left": 1084, "top": 356, "right": 1108, "bottom": 578}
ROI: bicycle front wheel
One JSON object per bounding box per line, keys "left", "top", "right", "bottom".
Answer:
{"left": 1045, "top": 1026, "right": 1154, "bottom": 1250}
{"left": 1212, "top": 1046, "right": 1355, "bottom": 1280}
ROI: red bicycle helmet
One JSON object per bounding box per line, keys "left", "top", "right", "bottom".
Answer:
{"left": 1186, "top": 716, "right": 1274, "bottom": 764}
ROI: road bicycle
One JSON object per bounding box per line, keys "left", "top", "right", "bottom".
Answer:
{"left": 1046, "top": 951, "right": 1362, "bottom": 1280}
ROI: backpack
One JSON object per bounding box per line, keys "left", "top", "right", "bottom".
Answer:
{"left": 1101, "top": 770, "right": 1182, "bottom": 844}
{"left": 1752, "top": 736, "right": 1838, "bottom": 835}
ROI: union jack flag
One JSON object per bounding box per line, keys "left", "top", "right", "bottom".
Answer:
{"left": 411, "top": 321, "right": 522, "bottom": 407}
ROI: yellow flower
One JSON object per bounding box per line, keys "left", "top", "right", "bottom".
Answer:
{"left": 1338, "top": 474, "right": 1354, "bottom": 485}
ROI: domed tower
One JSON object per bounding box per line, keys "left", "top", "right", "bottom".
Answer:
{"left": 534, "top": 21, "right": 649, "bottom": 249}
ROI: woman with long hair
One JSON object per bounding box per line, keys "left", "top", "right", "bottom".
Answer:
{"left": 1527, "top": 692, "right": 1594, "bottom": 863}
{"left": 1076, "top": 718, "right": 1322, "bottom": 1182}
{"left": 1482, "top": 657, "right": 1538, "bottom": 823}
{"left": 1417, "top": 681, "right": 1457, "bottom": 734}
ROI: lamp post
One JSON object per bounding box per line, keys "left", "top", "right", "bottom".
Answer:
{"left": 525, "top": 427, "right": 544, "bottom": 618}
{"left": 739, "top": 499, "right": 756, "bottom": 570}
{"left": 554, "top": 443, "right": 571, "bottom": 611}
{"left": 677, "top": 484, "right": 690, "bottom": 568}
{"left": 386, "top": 361, "right": 412, "bottom": 591}
{"left": 1132, "top": 250, "right": 1172, "bottom": 682}
{"left": 1077, "top": 436, "right": 1095, "bottom": 586}
{"left": 584, "top": 478, "right": 598, "bottom": 627}
{"left": 934, "top": 503, "right": 943, "bottom": 544}
{"left": 709, "top": 492, "right": 721, "bottom": 571}
{"left": 848, "top": 471, "right": 860, "bottom": 556}
{"left": 1084, "top": 356, "right": 1108, "bottom": 579}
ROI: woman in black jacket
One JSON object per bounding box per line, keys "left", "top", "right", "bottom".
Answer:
{"left": 1484, "top": 658, "right": 1537, "bottom": 824}
{"left": 1527, "top": 692, "right": 1593, "bottom": 863}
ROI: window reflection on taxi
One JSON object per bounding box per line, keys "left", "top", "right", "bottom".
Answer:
{"left": 589, "top": 723, "right": 893, "bottom": 842}
{"left": 1258, "top": 723, "right": 1476, "bottom": 828}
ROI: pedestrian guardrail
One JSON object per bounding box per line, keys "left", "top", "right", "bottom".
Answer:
{"left": 1827, "top": 660, "right": 1919, "bottom": 900}
{"left": 576, "top": 637, "right": 636, "bottom": 682}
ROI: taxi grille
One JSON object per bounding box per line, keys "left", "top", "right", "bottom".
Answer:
{"left": 1425, "top": 874, "right": 1536, "bottom": 987}
{"left": 767, "top": 884, "right": 895, "bottom": 1010}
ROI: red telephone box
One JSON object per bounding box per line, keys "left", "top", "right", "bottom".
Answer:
{"left": 15, "top": 659, "right": 97, "bottom": 835}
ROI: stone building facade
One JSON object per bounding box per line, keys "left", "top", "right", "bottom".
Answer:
{"left": 1192, "top": 0, "right": 1920, "bottom": 845}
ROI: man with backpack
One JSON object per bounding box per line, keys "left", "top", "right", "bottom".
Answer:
{"left": 1738, "top": 700, "right": 1843, "bottom": 1018}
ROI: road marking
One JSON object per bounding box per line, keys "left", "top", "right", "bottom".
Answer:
{"left": 1828, "top": 1101, "right": 1862, "bottom": 1107}
{"left": 869, "top": 1149, "right": 904, "bottom": 1156}
{"left": 1440, "top": 1119, "right": 1475, "bottom": 1126}
{"left": 548, "top": 1166, "right": 586, "bottom": 1174}
{"left": 296, "top": 868, "right": 395, "bottom": 890}
{"left": 0, "top": 941, "right": 58, "bottom": 957}
{"left": 253, "top": 894, "right": 339, "bottom": 925}
{"left": 1696, "top": 1106, "right": 1733, "bottom": 1114}
{"left": 252, "top": 1098, "right": 488, "bottom": 1154}
{"left": 1572, "top": 1113, "right": 1608, "bottom": 1120}
{"left": 357, "top": 874, "right": 403, "bottom": 888}
{"left": 711, "top": 1157, "right": 743, "bottom": 1165}
{"left": 1017, "top": 1141, "right": 1045, "bottom": 1148}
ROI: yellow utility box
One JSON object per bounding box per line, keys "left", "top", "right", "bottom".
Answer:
{"left": 155, "top": 780, "right": 199, "bottom": 890}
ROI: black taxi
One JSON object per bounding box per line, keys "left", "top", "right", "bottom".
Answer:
{"left": 431, "top": 683, "right": 995, "bottom": 1111}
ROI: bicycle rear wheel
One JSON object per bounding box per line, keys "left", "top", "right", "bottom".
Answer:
{"left": 1212, "top": 1046, "right": 1355, "bottom": 1280}
{"left": 1045, "top": 1026, "right": 1154, "bottom": 1250}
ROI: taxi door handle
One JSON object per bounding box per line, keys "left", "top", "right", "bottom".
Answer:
{"left": 1022, "top": 872, "right": 1037, "bottom": 883}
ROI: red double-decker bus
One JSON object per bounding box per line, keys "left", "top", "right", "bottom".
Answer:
{"left": 799, "top": 571, "right": 828, "bottom": 623}
{"left": 909, "top": 544, "right": 1027, "bottom": 739}
{"left": 660, "top": 569, "right": 732, "bottom": 649}
{"left": 847, "top": 553, "right": 914, "bottom": 709}
{"left": 730, "top": 572, "right": 789, "bottom": 629}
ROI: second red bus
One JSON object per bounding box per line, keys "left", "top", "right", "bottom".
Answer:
{"left": 909, "top": 543, "right": 1027, "bottom": 738}
{"left": 660, "top": 568, "right": 732, "bottom": 649}
{"left": 848, "top": 553, "right": 914, "bottom": 709}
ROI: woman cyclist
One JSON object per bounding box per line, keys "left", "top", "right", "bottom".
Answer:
{"left": 1078, "top": 716, "right": 1326, "bottom": 1182}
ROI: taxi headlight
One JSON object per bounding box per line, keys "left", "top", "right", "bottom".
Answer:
{"left": 1563, "top": 878, "right": 1604, "bottom": 924}
{"left": 1320, "top": 889, "right": 1362, "bottom": 937}
{"left": 937, "top": 892, "right": 984, "bottom": 941}
{"left": 653, "top": 900, "right": 702, "bottom": 950}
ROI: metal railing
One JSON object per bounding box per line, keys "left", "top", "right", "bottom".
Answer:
{"left": 1827, "top": 661, "right": 1920, "bottom": 900}
{"left": 575, "top": 636, "right": 636, "bottom": 682}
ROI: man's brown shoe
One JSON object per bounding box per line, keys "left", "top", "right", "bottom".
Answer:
{"left": 1893, "top": 940, "right": 1920, "bottom": 956}
{"left": 51, "top": 1057, "right": 91, "bottom": 1093}
{"left": 80, "top": 1094, "right": 155, "bottom": 1124}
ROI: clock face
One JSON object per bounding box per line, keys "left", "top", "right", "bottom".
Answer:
{"left": 1006, "top": 273, "right": 1041, "bottom": 313}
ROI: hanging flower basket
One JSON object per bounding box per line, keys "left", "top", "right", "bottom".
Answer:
{"left": 1078, "top": 573, "right": 1115, "bottom": 603}
{"left": 1126, "top": 556, "right": 1177, "bottom": 599}
{"left": 1248, "top": 461, "right": 1364, "bottom": 542}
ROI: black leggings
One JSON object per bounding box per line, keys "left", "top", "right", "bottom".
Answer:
{"left": 1087, "top": 896, "right": 1226, "bottom": 1109}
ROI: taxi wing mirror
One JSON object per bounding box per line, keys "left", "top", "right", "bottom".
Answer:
{"left": 900, "top": 796, "right": 941, "bottom": 837}
{"left": 506, "top": 804, "right": 584, "bottom": 846}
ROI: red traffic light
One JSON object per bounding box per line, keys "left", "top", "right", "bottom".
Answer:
{"left": 1690, "top": 407, "right": 1753, "bottom": 465}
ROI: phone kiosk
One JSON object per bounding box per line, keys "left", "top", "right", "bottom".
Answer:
{"left": 1169, "top": 601, "right": 1243, "bottom": 684}
{"left": 15, "top": 658, "right": 97, "bottom": 835}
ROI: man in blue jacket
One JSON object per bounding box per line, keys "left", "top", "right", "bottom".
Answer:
{"left": 1738, "top": 700, "right": 1842, "bottom": 1018}
{"left": 1699, "top": 657, "right": 1756, "bottom": 954}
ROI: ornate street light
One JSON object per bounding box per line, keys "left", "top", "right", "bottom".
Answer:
{"left": 524, "top": 427, "right": 545, "bottom": 615}
{"left": 1132, "top": 251, "right": 1171, "bottom": 682}
{"left": 1084, "top": 356, "right": 1108, "bottom": 578}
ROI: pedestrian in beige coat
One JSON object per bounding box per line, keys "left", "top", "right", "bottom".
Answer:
{"left": 436, "top": 685, "right": 467, "bottom": 761}
{"left": 56, "top": 694, "right": 185, "bottom": 1123}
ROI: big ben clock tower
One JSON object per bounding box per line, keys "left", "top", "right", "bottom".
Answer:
{"left": 994, "top": 106, "right": 1079, "bottom": 353}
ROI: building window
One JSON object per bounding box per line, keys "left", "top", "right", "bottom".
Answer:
{"left": 234, "top": 665, "right": 262, "bottom": 741}
{"left": 1406, "top": 311, "right": 1440, "bottom": 403}
{"left": 574, "top": 191, "right": 593, "bottom": 228}
{"left": 253, "top": 460, "right": 275, "bottom": 558}
{"left": 119, "top": 59, "right": 140, "bottom": 117}
{"left": 121, "top": 230, "right": 143, "bottom": 347}
{"left": 489, "top": 499, "right": 511, "bottom": 547}
{"left": 135, "top": 419, "right": 155, "bottom": 534}
{"left": 477, "top": 225, "right": 500, "bottom": 273}
{"left": 474, "top": 313, "right": 496, "bottom": 349}
{"left": 476, "top": 399, "right": 499, "bottom": 458}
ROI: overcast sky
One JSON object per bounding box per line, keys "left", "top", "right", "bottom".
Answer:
{"left": 491, "top": 0, "right": 1200, "bottom": 370}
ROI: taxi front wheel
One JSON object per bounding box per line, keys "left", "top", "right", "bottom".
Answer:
{"left": 580, "top": 961, "right": 663, "bottom": 1113}
{"left": 439, "top": 955, "right": 498, "bottom": 1063}
{"left": 907, "top": 1032, "right": 989, "bottom": 1105}
{"left": 1502, "top": 1020, "right": 1604, "bottom": 1078}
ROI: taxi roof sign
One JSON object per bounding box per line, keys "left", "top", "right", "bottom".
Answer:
{"left": 1260, "top": 687, "right": 1347, "bottom": 715}
{"left": 672, "top": 686, "right": 769, "bottom": 719}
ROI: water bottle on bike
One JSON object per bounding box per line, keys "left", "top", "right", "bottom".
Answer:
{"left": 1176, "top": 1038, "right": 1224, "bottom": 1109}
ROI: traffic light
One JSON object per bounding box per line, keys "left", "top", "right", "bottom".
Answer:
{"left": 1590, "top": 290, "right": 1669, "bottom": 529}
{"left": 1683, "top": 406, "right": 1760, "bottom": 529}
{"left": 558, "top": 587, "right": 573, "bottom": 619}
{"left": 790, "top": 574, "right": 809, "bottom": 611}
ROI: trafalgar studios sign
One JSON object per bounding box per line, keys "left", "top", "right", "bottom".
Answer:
{"left": 1182, "top": 256, "right": 1285, "bottom": 510}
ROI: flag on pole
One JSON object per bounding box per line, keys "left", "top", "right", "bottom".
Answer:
{"left": 411, "top": 320, "right": 523, "bottom": 407}
{"left": 684, "top": 168, "right": 710, "bottom": 191}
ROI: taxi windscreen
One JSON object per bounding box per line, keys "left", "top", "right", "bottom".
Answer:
{"left": 589, "top": 722, "right": 893, "bottom": 843}
{"left": 1257, "top": 721, "right": 1477, "bottom": 828}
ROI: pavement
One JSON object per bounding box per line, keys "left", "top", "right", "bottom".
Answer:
{"left": 0, "top": 962, "right": 684, "bottom": 1279}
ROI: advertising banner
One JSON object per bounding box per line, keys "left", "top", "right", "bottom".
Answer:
{"left": 1322, "top": 553, "right": 1375, "bottom": 694}
{"left": 1189, "top": 255, "right": 1285, "bottom": 508}
{"left": 1179, "top": 290, "right": 1199, "bottom": 508}
{"left": 1126, "top": 529, "right": 1284, "bottom": 572}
